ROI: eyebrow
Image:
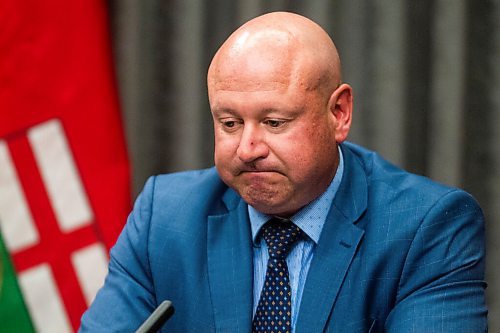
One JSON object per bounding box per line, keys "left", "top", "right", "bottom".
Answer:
{"left": 211, "top": 108, "right": 239, "bottom": 117}
{"left": 212, "top": 107, "right": 299, "bottom": 118}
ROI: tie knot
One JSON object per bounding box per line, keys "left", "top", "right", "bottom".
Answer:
{"left": 261, "top": 219, "right": 302, "bottom": 260}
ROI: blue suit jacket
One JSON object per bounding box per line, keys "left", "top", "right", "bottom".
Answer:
{"left": 80, "top": 142, "right": 487, "bottom": 332}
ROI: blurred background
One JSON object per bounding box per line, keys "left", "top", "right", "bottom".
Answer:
{"left": 109, "top": 0, "right": 500, "bottom": 329}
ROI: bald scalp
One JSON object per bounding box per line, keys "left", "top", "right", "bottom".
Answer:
{"left": 208, "top": 12, "right": 342, "bottom": 99}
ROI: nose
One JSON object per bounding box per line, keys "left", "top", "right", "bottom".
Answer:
{"left": 236, "top": 125, "right": 269, "bottom": 163}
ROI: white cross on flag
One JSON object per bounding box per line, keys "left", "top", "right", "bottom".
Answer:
{"left": 0, "top": 1, "right": 131, "bottom": 332}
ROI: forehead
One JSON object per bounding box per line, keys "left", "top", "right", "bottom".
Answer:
{"left": 210, "top": 88, "right": 299, "bottom": 113}
{"left": 210, "top": 30, "right": 301, "bottom": 92}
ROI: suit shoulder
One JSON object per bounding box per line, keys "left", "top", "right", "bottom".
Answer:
{"left": 153, "top": 167, "right": 224, "bottom": 191}
{"left": 140, "top": 167, "right": 230, "bottom": 216}
{"left": 342, "top": 142, "right": 458, "bottom": 201}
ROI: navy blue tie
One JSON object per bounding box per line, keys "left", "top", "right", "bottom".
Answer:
{"left": 252, "top": 219, "right": 303, "bottom": 333}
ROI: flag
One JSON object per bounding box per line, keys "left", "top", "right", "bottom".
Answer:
{"left": 0, "top": 0, "right": 131, "bottom": 332}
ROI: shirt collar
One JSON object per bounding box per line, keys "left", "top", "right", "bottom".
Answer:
{"left": 249, "top": 147, "right": 344, "bottom": 245}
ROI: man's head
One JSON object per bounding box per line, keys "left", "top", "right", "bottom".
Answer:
{"left": 207, "top": 12, "right": 353, "bottom": 217}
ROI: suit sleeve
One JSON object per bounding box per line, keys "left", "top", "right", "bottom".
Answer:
{"left": 79, "top": 176, "right": 157, "bottom": 332}
{"left": 385, "top": 190, "right": 488, "bottom": 332}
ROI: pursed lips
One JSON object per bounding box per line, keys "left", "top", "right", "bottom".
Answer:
{"left": 236, "top": 169, "right": 283, "bottom": 177}
{"left": 231, "top": 163, "right": 285, "bottom": 177}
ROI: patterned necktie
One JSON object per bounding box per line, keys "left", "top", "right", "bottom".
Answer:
{"left": 252, "top": 219, "right": 303, "bottom": 333}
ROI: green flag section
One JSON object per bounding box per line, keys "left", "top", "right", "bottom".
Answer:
{"left": 0, "top": 232, "right": 35, "bottom": 333}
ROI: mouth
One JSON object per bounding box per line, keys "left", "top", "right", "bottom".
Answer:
{"left": 236, "top": 170, "right": 286, "bottom": 182}
{"left": 231, "top": 163, "right": 284, "bottom": 177}
{"left": 237, "top": 169, "right": 279, "bottom": 175}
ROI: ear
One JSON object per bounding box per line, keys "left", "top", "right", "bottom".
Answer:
{"left": 327, "top": 83, "right": 353, "bottom": 143}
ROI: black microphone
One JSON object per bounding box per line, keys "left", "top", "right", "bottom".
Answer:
{"left": 134, "top": 300, "right": 175, "bottom": 333}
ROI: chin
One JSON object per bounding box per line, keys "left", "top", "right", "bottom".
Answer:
{"left": 241, "top": 191, "right": 295, "bottom": 216}
{"left": 228, "top": 178, "right": 298, "bottom": 214}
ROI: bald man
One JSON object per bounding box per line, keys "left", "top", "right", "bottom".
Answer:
{"left": 80, "top": 12, "right": 487, "bottom": 332}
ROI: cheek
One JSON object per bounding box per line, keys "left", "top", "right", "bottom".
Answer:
{"left": 214, "top": 134, "right": 237, "bottom": 165}
{"left": 285, "top": 123, "right": 335, "bottom": 171}
{"left": 268, "top": 133, "right": 315, "bottom": 175}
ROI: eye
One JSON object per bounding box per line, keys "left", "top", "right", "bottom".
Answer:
{"left": 219, "top": 118, "right": 242, "bottom": 131}
{"left": 264, "top": 119, "right": 286, "bottom": 128}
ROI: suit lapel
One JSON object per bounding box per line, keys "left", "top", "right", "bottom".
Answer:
{"left": 295, "top": 145, "right": 368, "bottom": 332}
{"left": 207, "top": 189, "right": 253, "bottom": 332}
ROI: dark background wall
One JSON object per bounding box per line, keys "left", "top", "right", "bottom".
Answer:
{"left": 109, "top": 0, "right": 500, "bottom": 329}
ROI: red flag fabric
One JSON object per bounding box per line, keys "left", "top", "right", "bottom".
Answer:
{"left": 0, "top": 0, "right": 130, "bottom": 331}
